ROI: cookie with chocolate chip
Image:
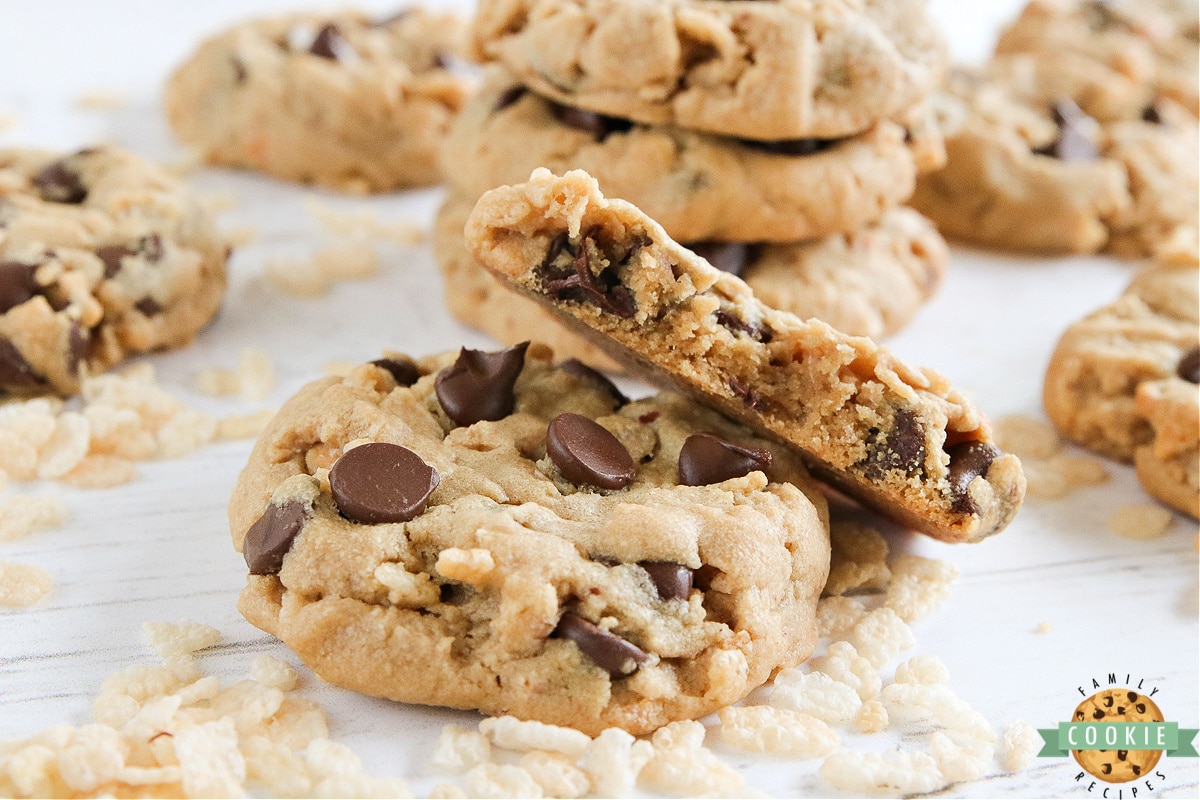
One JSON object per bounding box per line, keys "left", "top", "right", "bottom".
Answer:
{"left": 911, "top": 68, "right": 1198, "bottom": 257}
{"left": 465, "top": 169, "right": 1026, "bottom": 544}
{"left": 1046, "top": 235, "right": 1195, "bottom": 479}
{"left": 470, "top": 0, "right": 947, "bottom": 142}
{"left": 436, "top": 193, "right": 946, "bottom": 352}
{"left": 164, "top": 8, "right": 470, "bottom": 192}
{"left": 0, "top": 146, "right": 227, "bottom": 395}
{"left": 230, "top": 344, "right": 830, "bottom": 735}
{"left": 1072, "top": 689, "right": 1165, "bottom": 783}
{"left": 440, "top": 67, "right": 941, "bottom": 243}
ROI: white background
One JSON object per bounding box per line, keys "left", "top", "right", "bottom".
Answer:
{"left": 0, "top": 1, "right": 1197, "bottom": 797}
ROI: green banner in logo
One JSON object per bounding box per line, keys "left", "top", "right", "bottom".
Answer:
{"left": 1038, "top": 723, "right": 1200, "bottom": 758}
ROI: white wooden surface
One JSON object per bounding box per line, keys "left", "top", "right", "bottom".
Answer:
{"left": 1, "top": 1, "right": 1197, "bottom": 797}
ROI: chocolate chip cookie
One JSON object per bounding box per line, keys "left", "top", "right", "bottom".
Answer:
{"left": 440, "top": 68, "right": 937, "bottom": 243}
{"left": 231, "top": 345, "right": 830, "bottom": 735}
{"left": 993, "top": 0, "right": 1198, "bottom": 123}
{"left": 165, "top": 8, "right": 470, "bottom": 193}
{"left": 470, "top": 0, "right": 947, "bottom": 141}
{"left": 911, "top": 70, "right": 1197, "bottom": 256}
{"left": 1072, "top": 689, "right": 1165, "bottom": 783}
{"left": 0, "top": 146, "right": 227, "bottom": 395}
{"left": 465, "top": 169, "right": 1026, "bottom": 544}
{"left": 1044, "top": 240, "right": 1199, "bottom": 472}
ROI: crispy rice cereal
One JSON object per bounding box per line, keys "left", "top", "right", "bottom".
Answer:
{"left": 1108, "top": 503, "right": 1175, "bottom": 539}
{"left": 849, "top": 608, "right": 917, "bottom": 669}
{"left": 818, "top": 749, "right": 944, "bottom": 795}
{"left": 854, "top": 699, "right": 889, "bottom": 735}
{"left": 432, "top": 725, "right": 492, "bottom": 774}
{"left": 303, "top": 198, "right": 425, "bottom": 245}
{"left": 639, "top": 721, "right": 744, "bottom": 797}
{"left": 0, "top": 559, "right": 53, "bottom": 607}
{"left": 1001, "top": 719, "right": 1041, "bottom": 772}
{"left": 884, "top": 556, "right": 960, "bottom": 622}
{"left": 716, "top": 705, "right": 840, "bottom": 758}
{"left": 478, "top": 717, "right": 591, "bottom": 760}
{"left": 816, "top": 596, "right": 868, "bottom": 638}
{"left": 579, "top": 728, "right": 653, "bottom": 798}
{"left": 195, "top": 348, "right": 276, "bottom": 402}
{"left": 518, "top": 751, "right": 590, "bottom": 798}
{"left": 0, "top": 494, "right": 68, "bottom": 541}
{"left": 825, "top": 519, "right": 892, "bottom": 596}
{"left": 770, "top": 670, "right": 863, "bottom": 723}
{"left": 811, "top": 641, "right": 882, "bottom": 701}
{"left": 263, "top": 241, "right": 380, "bottom": 298}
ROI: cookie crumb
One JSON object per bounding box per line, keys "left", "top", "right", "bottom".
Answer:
{"left": 1108, "top": 504, "right": 1174, "bottom": 539}
{"left": 0, "top": 494, "right": 69, "bottom": 541}
{"left": 1035, "top": 621, "right": 1053, "bottom": 634}
{"left": 0, "top": 559, "right": 53, "bottom": 607}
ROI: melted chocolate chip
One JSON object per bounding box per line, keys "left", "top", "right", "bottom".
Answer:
{"left": 329, "top": 442, "right": 440, "bottom": 524}
{"left": 0, "top": 261, "right": 40, "bottom": 313}
{"left": 135, "top": 297, "right": 162, "bottom": 316}
{"left": 546, "top": 413, "right": 636, "bottom": 490}
{"left": 678, "top": 432, "right": 772, "bottom": 486}
{"left": 541, "top": 233, "right": 637, "bottom": 319}
{"left": 1034, "top": 100, "right": 1099, "bottom": 162}
{"left": 859, "top": 409, "right": 927, "bottom": 479}
{"left": 243, "top": 500, "right": 311, "bottom": 574}
{"left": 715, "top": 309, "right": 772, "bottom": 342}
{"left": 559, "top": 358, "right": 628, "bottom": 407}
{"left": 309, "top": 24, "right": 354, "bottom": 60}
{"left": 435, "top": 342, "right": 529, "bottom": 426}
{"left": 640, "top": 561, "right": 693, "bottom": 601}
{"left": 0, "top": 338, "right": 45, "bottom": 389}
{"left": 1142, "top": 103, "right": 1165, "bottom": 124}
{"left": 1177, "top": 346, "right": 1200, "bottom": 384}
{"left": 945, "top": 441, "right": 999, "bottom": 514}
{"left": 728, "top": 377, "right": 770, "bottom": 413}
{"left": 689, "top": 242, "right": 752, "bottom": 277}
{"left": 554, "top": 611, "right": 647, "bottom": 677}
{"left": 554, "top": 104, "right": 634, "bottom": 141}
{"left": 67, "top": 322, "right": 88, "bottom": 376}
{"left": 493, "top": 85, "right": 527, "bottom": 113}
{"left": 740, "top": 137, "right": 834, "bottom": 156}
{"left": 371, "top": 356, "right": 420, "bottom": 387}
{"left": 96, "top": 245, "right": 131, "bottom": 279}
{"left": 33, "top": 160, "right": 87, "bottom": 204}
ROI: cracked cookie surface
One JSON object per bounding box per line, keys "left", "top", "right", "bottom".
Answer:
{"left": 0, "top": 146, "right": 227, "bottom": 395}
{"left": 165, "top": 8, "right": 470, "bottom": 192}
{"left": 466, "top": 169, "right": 1025, "bottom": 543}
{"left": 471, "top": 0, "right": 947, "bottom": 141}
{"left": 231, "top": 345, "right": 830, "bottom": 735}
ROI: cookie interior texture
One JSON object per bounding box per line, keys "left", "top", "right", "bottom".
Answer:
{"left": 466, "top": 169, "right": 1026, "bottom": 543}
{"left": 231, "top": 346, "right": 830, "bottom": 735}
{"left": 0, "top": 146, "right": 228, "bottom": 395}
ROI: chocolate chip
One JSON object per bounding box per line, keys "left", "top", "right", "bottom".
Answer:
{"left": 1142, "top": 103, "right": 1164, "bottom": 124}
{"left": 1103, "top": 695, "right": 1114, "bottom": 707}
{"left": 678, "top": 432, "right": 772, "bottom": 486}
{"left": 1034, "top": 100, "right": 1099, "bottom": 162}
{"left": 715, "top": 309, "right": 772, "bottom": 342}
{"left": 96, "top": 245, "right": 131, "bottom": 278}
{"left": 309, "top": 23, "right": 354, "bottom": 60}
{"left": 371, "top": 356, "right": 420, "bottom": 387}
{"left": 689, "top": 242, "right": 752, "bottom": 277}
{"left": 945, "top": 441, "right": 999, "bottom": 514}
{"left": 740, "top": 137, "right": 833, "bottom": 156}
{"left": 1177, "top": 346, "right": 1200, "bottom": 383}
{"left": 231, "top": 56, "right": 248, "bottom": 84}
{"left": 640, "top": 561, "right": 692, "bottom": 601}
{"left": 1093, "top": 708, "right": 1106, "bottom": 719}
{"left": 329, "top": 442, "right": 440, "bottom": 524}
{"left": 32, "top": 160, "right": 87, "bottom": 204}
{"left": 0, "top": 261, "right": 40, "bottom": 313}
{"left": 638, "top": 411, "right": 659, "bottom": 424}
{"left": 541, "top": 233, "right": 637, "bottom": 319}
{"left": 135, "top": 297, "right": 162, "bottom": 316}
{"left": 493, "top": 85, "right": 527, "bottom": 113}
{"left": 1136, "top": 702, "right": 1147, "bottom": 713}
{"left": 1101, "top": 763, "right": 1113, "bottom": 774}
{"left": 0, "top": 338, "right": 44, "bottom": 389}
{"left": 553, "top": 104, "right": 634, "bottom": 141}
{"left": 1127, "top": 691, "right": 1138, "bottom": 702}
{"left": 546, "top": 413, "right": 636, "bottom": 490}
{"left": 859, "top": 409, "right": 927, "bottom": 479}
{"left": 1116, "top": 707, "right": 1125, "bottom": 715}
{"left": 67, "top": 322, "right": 88, "bottom": 376}
{"left": 243, "top": 500, "right": 311, "bottom": 574}
{"left": 1117, "top": 750, "right": 1128, "bottom": 761}
{"left": 553, "top": 611, "right": 647, "bottom": 677}
{"left": 728, "top": 377, "right": 770, "bottom": 413}
{"left": 560, "top": 359, "right": 628, "bottom": 407}
{"left": 140, "top": 233, "right": 164, "bottom": 262}
{"left": 435, "top": 342, "right": 529, "bottom": 426}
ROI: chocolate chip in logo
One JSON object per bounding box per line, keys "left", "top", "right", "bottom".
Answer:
{"left": 859, "top": 409, "right": 927, "bottom": 479}
{"left": 689, "top": 242, "right": 752, "bottom": 277}
{"left": 553, "top": 611, "right": 647, "bottom": 677}
{"left": 740, "top": 137, "right": 833, "bottom": 156}
{"left": 1034, "top": 100, "right": 1099, "bottom": 162}
{"left": 33, "top": 160, "right": 87, "bottom": 204}
{"left": 435, "top": 342, "right": 529, "bottom": 426}
{"left": 371, "top": 356, "right": 420, "bottom": 387}
{"left": 1177, "top": 346, "right": 1200, "bottom": 384}
{"left": 1093, "top": 708, "right": 1106, "bottom": 720}
{"left": 329, "top": 442, "right": 440, "bottom": 524}
{"left": 309, "top": 23, "right": 354, "bottom": 60}
{"left": 559, "top": 358, "right": 628, "bottom": 407}
{"left": 546, "top": 413, "right": 636, "bottom": 490}
{"left": 0, "top": 337, "right": 45, "bottom": 389}
{"left": 945, "top": 440, "right": 999, "bottom": 514}
{"left": 0, "top": 261, "right": 40, "bottom": 313}
{"left": 493, "top": 85, "right": 527, "bottom": 113}
{"left": 678, "top": 432, "right": 772, "bottom": 486}
{"left": 554, "top": 104, "right": 634, "bottom": 141}
{"left": 639, "top": 561, "right": 692, "bottom": 601}
{"left": 541, "top": 232, "right": 637, "bottom": 319}
{"left": 135, "top": 297, "right": 163, "bottom": 316}
{"left": 243, "top": 500, "right": 311, "bottom": 575}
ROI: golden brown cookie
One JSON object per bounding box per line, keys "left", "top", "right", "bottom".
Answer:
{"left": 1072, "top": 689, "right": 1165, "bottom": 783}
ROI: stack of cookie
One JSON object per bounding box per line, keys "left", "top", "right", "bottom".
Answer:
{"left": 435, "top": 0, "right": 953, "bottom": 366}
